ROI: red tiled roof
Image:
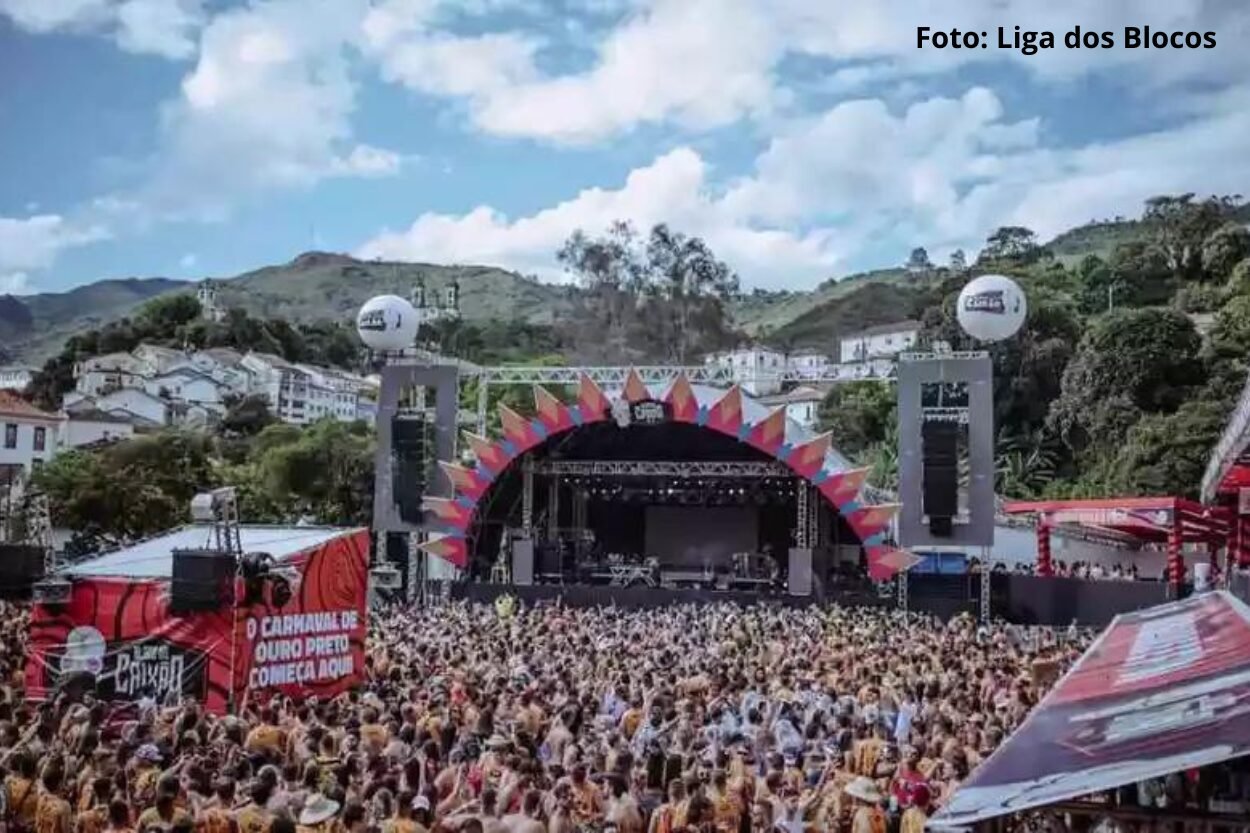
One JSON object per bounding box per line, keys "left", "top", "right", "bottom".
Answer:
{"left": 0, "top": 390, "right": 59, "bottom": 422}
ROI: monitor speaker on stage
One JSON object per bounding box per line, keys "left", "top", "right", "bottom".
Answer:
{"left": 511, "top": 539, "right": 534, "bottom": 586}
{"left": 788, "top": 548, "right": 812, "bottom": 597}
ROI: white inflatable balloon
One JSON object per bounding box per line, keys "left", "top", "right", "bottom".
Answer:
{"left": 356, "top": 294, "right": 418, "bottom": 351}
{"left": 956, "top": 274, "right": 1027, "bottom": 342}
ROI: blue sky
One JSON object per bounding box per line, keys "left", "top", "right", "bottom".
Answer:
{"left": 2, "top": 0, "right": 1249, "bottom": 296}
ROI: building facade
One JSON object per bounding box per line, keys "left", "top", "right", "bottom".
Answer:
{"left": 0, "top": 367, "right": 33, "bottom": 392}
{"left": 839, "top": 320, "right": 921, "bottom": 364}
{"left": 0, "top": 391, "right": 60, "bottom": 492}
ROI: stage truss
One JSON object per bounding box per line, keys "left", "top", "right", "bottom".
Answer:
{"left": 374, "top": 349, "right": 888, "bottom": 435}
{"left": 528, "top": 459, "right": 792, "bottom": 478}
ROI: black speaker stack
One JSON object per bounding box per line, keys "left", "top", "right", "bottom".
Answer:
{"left": 170, "top": 549, "right": 236, "bottom": 613}
{"left": 921, "top": 420, "right": 959, "bottom": 536}
{"left": 392, "top": 416, "right": 430, "bottom": 524}
{"left": 0, "top": 544, "right": 46, "bottom": 600}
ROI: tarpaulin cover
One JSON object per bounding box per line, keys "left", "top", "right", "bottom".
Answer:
{"left": 931, "top": 590, "right": 1250, "bottom": 827}
{"left": 26, "top": 527, "right": 370, "bottom": 714}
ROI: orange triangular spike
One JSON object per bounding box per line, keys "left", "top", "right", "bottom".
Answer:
{"left": 578, "top": 372, "right": 610, "bottom": 417}
{"left": 623, "top": 368, "right": 650, "bottom": 403}
{"left": 533, "top": 385, "right": 563, "bottom": 419}
{"left": 498, "top": 404, "right": 531, "bottom": 438}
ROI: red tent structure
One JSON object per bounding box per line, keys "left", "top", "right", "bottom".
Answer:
{"left": 930, "top": 590, "right": 1250, "bottom": 830}
{"left": 1003, "top": 498, "right": 1231, "bottom": 591}
{"left": 1202, "top": 369, "right": 1250, "bottom": 568}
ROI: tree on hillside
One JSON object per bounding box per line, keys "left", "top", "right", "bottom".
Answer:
{"left": 1210, "top": 295, "right": 1250, "bottom": 358}
{"left": 978, "top": 226, "right": 1044, "bottom": 265}
{"left": 645, "top": 224, "right": 739, "bottom": 363}
{"left": 816, "top": 381, "right": 896, "bottom": 458}
{"left": 1143, "top": 193, "right": 1242, "bottom": 282}
{"left": 1049, "top": 308, "right": 1204, "bottom": 454}
{"left": 906, "top": 247, "right": 932, "bottom": 272}
{"left": 35, "top": 431, "right": 218, "bottom": 553}
{"left": 1201, "top": 222, "right": 1250, "bottom": 281}
{"left": 1106, "top": 399, "right": 1231, "bottom": 498}
{"left": 557, "top": 222, "right": 738, "bottom": 363}
{"left": 219, "top": 394, "right": 277, "bottom": 438}
{"left": 949, "top": 249, "right": 967, "bottom": 271}
{"left": 253, "top": 419, "right": 375, "bottom": 525}
{"left": 136, "top": 294, "right": 201, "bottom": 332}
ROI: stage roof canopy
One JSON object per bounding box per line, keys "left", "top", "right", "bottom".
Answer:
{"left": 60, "top": 524, "right": 359, "bottom": 579}
{"left": 931, "top": 591, "right": 1250, "bottom": 828}
{"left": 1003, "top": 497, "right": 1230, "bottom": 545}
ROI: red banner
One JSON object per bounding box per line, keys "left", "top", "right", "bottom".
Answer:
{"left": 931, "top": 592, "right": 1250, "bottom": 828}
{"left": 26, "top": 528, "right": 369, "bottom": 714}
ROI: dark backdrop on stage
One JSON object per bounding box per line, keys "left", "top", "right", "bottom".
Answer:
{"left": 644, "top": 506, "right": 758, "bottom": 567}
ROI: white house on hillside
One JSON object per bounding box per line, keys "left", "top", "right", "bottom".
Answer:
{"left": 0, "top": 391, "right": 60, "bottom": 494}
{"left": 145, "top": 367, "right": 227, "bottom": 415}
{"left": 757, "top": 386, "right": 826, "bottom": 430}
{"left": 839, "top": 321, "right": 921, "bottom": 364}
{"left": 65, "top": 388, "right": 168, "bottom": 427}
{"left": 704, "top": 345, "right": 787, "bottom": 395}
{"left": 75, "top": 352, "right": 151, "bottom": 397}
{"left": 60, "top": 409, "right": 137, "bottom": 448}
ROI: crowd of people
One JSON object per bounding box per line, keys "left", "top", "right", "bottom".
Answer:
{"left": 0, "top": 600, "right": 1090, "bottom": 833}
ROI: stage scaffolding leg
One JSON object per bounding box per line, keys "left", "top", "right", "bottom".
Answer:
{"left": 476, "top": 375, "right": 489, "bottom": 436}
{"left": 806, "top": 485, "right": 820, "bottom": 550}
{"left": 897, "top": 568, "right": 908, "bottom": 614}
{"left": 547, "top": 476, "right": 559, "bottom": 541}
{"left": 521, "top": 459, "right": 534, "bottom": 539}
{"left": 795, "top": 480, "right": 809, "bottom": 549}
{"left": 979, "top": 547, "right": 992, "bottom": 623}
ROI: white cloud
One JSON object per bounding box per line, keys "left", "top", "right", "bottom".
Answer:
{"left": 0, "top": 0, "right": 204, "bottom": 59}
{"left": 0, "top": 215, "right": 111, "bottom": 291}
{"left": 360, "top": 0, "right": 1250, "bottom": 143}
{"left": 367, "top": 0, "right": 782, "bottom": 143}
{"left": 0, "top": 272, "right": 31, "bottom": 295}
{"left": 357, "top": 147, "right": 844, "bottom": 287}
{"left": 179, "top": 253, "right": 197, "bottom": 269}
{"left": 357, "top": 84, "right": 1250, "bottom": 289}
{"left": 136, "top": 0, "right": 400, "bottom": 221}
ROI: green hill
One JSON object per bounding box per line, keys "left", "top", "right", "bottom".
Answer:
{"left": 2, "top": 254, "right": 571, "bottom": 363}
{"left": 0, "top": 277, "right": 185, "bottom": 362}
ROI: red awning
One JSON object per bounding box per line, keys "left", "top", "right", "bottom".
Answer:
{"left": 930, "top": 591, "right": 1250, "bottom": 828}
{"left": 1003, "top": 497, "right": 1230, "bottom": 545}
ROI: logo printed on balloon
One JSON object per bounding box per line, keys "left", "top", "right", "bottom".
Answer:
{"left": 356, "top": 295, "right": 418, "bottom": 351}
{"left": 956, "top": 274, "right": 1027, "bottom": 342}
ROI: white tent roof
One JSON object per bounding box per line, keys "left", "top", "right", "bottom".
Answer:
{"left": 60, "top": 524, "right": 360, "bottom": 580}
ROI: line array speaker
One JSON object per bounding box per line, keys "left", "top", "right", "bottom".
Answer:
{"left": 922, "top": 420, "right": 959, "bottom": 535}
{"left": 392, "top": 416, "right": 430, "bottom": 523}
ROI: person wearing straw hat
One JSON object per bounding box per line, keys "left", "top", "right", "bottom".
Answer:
{"left": 297, "top": 794, "right": 340, "bottom": 833}
{"left": 844, "top": 777, "right": 886, "bottom": 833}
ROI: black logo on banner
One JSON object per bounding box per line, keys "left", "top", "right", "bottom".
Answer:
{"left": 54, "top": 641, "right": 208, "bottom": 703}
{"left": 629, "top": 400, "right": 670, "bottom": 425}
